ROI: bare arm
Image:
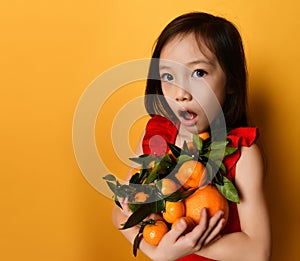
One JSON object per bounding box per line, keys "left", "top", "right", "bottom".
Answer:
{"left": 112, "top": 203, "right": 225, "bottom": 261}
{"left": 195, "top": 144, "right": 271, "bottom": 261}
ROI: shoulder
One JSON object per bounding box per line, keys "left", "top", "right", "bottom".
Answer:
{"left": 235, "top": 143, "right": 265, "bottom": 197}
{"left": 238, "top": 143, "right": 263, "bottom": 169}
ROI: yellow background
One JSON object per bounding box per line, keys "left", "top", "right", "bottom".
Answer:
{"left": 1, "top": 0, "right": 299, "bottom": 260}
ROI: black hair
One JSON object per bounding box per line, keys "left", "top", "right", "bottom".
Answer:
{"left": 145, "top": 12, "right": 248, "bottom": 128}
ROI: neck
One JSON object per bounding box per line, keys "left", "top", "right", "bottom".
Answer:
{"left": 175, "top": 125, "right": 193, "bottom": 147}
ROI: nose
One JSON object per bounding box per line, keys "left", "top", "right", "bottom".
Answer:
{"left": 175, "top": 86, "right": 192, "bottom": 102}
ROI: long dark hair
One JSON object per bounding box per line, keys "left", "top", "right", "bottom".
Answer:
{"left": 145, "top": 12, "right": 248, "bottom": 128}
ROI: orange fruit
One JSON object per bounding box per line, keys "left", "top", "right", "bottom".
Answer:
{"left": 160, "top": 178, "right": 178, "bottom": 195}
{"left": 175, "top": 160, "right": 207, "bottom": 189}
{"left": 143, "top": 220, "right": 168, "bottom": 246}
{"left": 131, "top": 167, "right": 140, "bottom": 176}
{"left": 163, "top": 201, "right": 185, "bottom": 223}
{"left": 134, "top": 192, "right": 149, "bottom": 203}
{"left": 185, "top": 185, "right": 229, "bottom": 227}
{"left": 186, "top": 132, "right": 209, "bottom": 155}
{"left": 199, "top": 132, "right": 210, "bottom": 140}
{"left": 171, "top": 216, "right": 196, "bottom": 233}
{"left": 187, "top": 142, "right": 197, "bottom": 155}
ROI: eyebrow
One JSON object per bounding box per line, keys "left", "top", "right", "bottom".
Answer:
{"left": 159, "top": 59, "right": 214, "bottom": 70}
{"left": 187, "top": 59, "right": 214, "bottom": 66}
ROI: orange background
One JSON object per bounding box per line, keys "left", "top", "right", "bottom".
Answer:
{"left": 1, "top": 0, "right": 300, "bottom": 260}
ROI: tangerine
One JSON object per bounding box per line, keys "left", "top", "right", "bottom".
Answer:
{"left": 187, "top": 142, "right": 197, "bottom": 155}
{"left": 199, "top": 132, "right": 210, "bottom": 140}
{"left": 163, "top": 201, "right": 185, "bottom": 223}
{"left": 134, "top": 192, "right": 149, "bottom": 203}
{"left": 171, "top": 216, "right": 196, "bottom": 233}
{"left": 185, "top": 185, "right": 229, "bottom": 227}
{"left": 143, "top": 220, "right": 168, "bottom": 246}
{"left": 160, "top": 178, "right": 178, "bottom": 195}
{"left": 175, "top": 160, "right": 207, "bottom": 189}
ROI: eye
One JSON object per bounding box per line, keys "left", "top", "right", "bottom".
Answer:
{"left": 192, "top": 69, "right": 207, "bottom": 78}
{"left": 161, "top": 73, "right": 174, "bottom": 82}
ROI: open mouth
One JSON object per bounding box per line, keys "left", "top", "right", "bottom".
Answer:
{"left": 179, "top": 110, "right": 197, "bottom": 120}
{"left": 178, "top": 109, "right": 198, "bottom": 126}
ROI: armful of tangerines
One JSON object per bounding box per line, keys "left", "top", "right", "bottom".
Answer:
{"left": 104, "top": 132, "right": 239, "bottom": 257}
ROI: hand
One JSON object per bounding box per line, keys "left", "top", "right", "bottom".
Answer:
{"left": 118, "top": 197, "right": 132, "bottom": 217}
{"left": 152, "top": 208, "right": 225, "bottom": 261}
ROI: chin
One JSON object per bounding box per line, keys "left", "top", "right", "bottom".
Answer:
{"left": 182, "top": 124, "right": 208, "bottom": 135}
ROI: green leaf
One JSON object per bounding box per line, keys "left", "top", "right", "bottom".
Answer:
{"left": 103, "top": 174, "right": 117, "bottom": 182}
{"left": 145, "top": 154, "right": 175, "bottom": 184}
{"left": 209, "top": 149, "right": 226, "bottom": 161}
{"left": 130, "top": 173, "right": 141, "bottom": 184}
{"left": 112, "top": 184, "right": 138, "bottom": 199}
{"left": 133, "top": 223, "right": 146, "bottom": 256}
{"left": 215, "top": 176, "right": 240, "bottom": 203}
{"left": 205, "top": 161, "right": 214, "bottom": 182}
{"left": 167, "top": 142, "right": 182, "bottom": 158}
{"left": 159, "top": 154, "right": 173, "bottom": 168}
{"left": 224, "top": 147, "right": 238, "bottom": 157}
{"left": 216, "top": 160, "right": 227, "bottom": 174}
{"left": 177, "top": 154, "right": 194, "bottom": 165}
{"left": 182, "top": 140, "right": 189, "bottom": 153}
{"left": 164, "top": 188, "right": 197, "bottom": 202}
{"left": 202, "top": 138, "right": 211, "bottom": 151}
{"left": 106, "top": 181, "right": 118, "bottom": 194}
{"left": 129, "top": 154, "right": 154, "bottom": 167}
{"left": 193, "top": 134, "right": 203, "bottom": 152}
{"left": 115, "top": 198, "right": 123, "bottom": 209}
{"left": 133, "top": 233, "right": 141, "bottom": 257}
{"left": 145, "top": 164, "right": 159, "bottom": 184}
{"left": 211, "top": 140, "right": 228, "bottom": 150}
{"left": 198, "top": 154, "right": 209, "bottom": 165}
{"left": 121, "top": 200, "right": 165, "bottom": 229}
{"left": 129, "top": 203, "right": 141, "bottom": 213}
{"left": 137, "top": 168, "right": 149, "bottom": 184}
{"left": 212, "top": 171, "right": 224, "bottom": 186}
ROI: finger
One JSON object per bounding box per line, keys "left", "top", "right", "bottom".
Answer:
{"left": 198, "top": 208, "right": 208, "bottom": 228}
{"left": 203, "top": 218, "right": 225, "bottom": 245}
{"left": 168, "top": 218, "right": 189, "bottom": 241}
{"left": 120, "top": 197, "right": 131, "bottom": 215}
{"left": 186, "top": 208, "right": 208, "bottom": 244}
{"left": 197, "top": 210, "right": 224, "bottom": 246}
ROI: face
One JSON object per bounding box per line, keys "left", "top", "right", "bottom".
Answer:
{"left": 159, "top": 33, "right": 227, "bottom": 134}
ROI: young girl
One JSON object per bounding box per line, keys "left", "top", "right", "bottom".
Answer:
{"left": 112, "top": 12, "right": 271, "bottom": 261}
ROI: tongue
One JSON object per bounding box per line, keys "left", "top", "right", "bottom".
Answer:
{"left": 181, "top": 111, "right": 196, "bottom": 120}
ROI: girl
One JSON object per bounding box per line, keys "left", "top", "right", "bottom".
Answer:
{"left": 112, "top": 12, "right": 271, "bottom": 261}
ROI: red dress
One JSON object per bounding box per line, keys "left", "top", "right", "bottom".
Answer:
{"left": 142, "top": 115, "right": 259, "bottom": 261}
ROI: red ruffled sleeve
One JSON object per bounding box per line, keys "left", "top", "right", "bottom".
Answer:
{"left": 224, "top": 127, "right": 259, "bottom": 180}
{"left": 142, "top": 115, "right": 179, "bottom": 157}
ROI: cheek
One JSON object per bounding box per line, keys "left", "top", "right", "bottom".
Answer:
{"left": 161, "top": 84, "right": 173, "bottom": 98}
{"left": 214, "top": 80, "right": 226, "bottom": 107}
